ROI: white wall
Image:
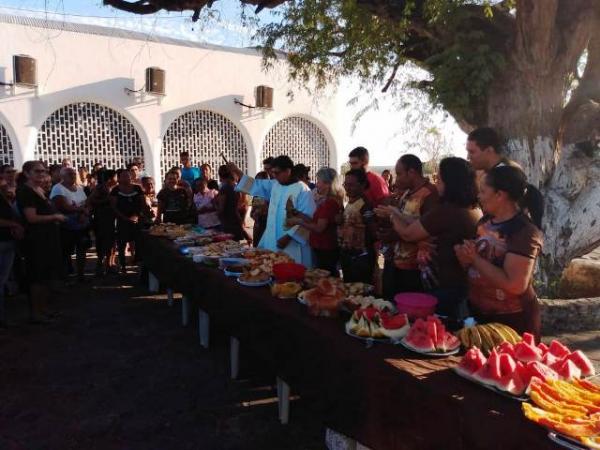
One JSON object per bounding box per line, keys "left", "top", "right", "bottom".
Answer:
{"left": 0, "top": 17, "right": 341, "bottom": 183}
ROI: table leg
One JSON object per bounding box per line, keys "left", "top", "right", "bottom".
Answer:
{"left": 276, "top": 377, "right": 290, "bottom": 424}
{"left": 181, "top": 295, "right": 190, "bottom": 327}
{"left": 230, "top": 337, "right": 240, "bottom": 379}
{"left": 167, "top": 288, "right": 174, "bottom": 307}
{"left": 148, "top": 272, "right": 159, "bottom": 293}
{"left": 198, "top": 309, "right": 210, "bottom": 348}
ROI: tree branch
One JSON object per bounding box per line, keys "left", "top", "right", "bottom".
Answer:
{"left": 103, "top": 0, "right": 160, "bottom": 15}
{"left": 381, "top": 61, "right": 401, "bottom": 93}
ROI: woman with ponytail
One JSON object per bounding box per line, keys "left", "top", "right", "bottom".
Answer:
{"left": 454, "top": 165, "right": 544, "bottom": 338}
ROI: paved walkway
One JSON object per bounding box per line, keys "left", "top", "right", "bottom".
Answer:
{"left": 0, "top": 269, "right": 323, "bottom": 450}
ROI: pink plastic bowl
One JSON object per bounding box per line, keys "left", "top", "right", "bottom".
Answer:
{"left": 394, "top": 292, "right": 438, "bottom": 320}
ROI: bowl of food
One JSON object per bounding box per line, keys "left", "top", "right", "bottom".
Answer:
{"left": 394, "top": 292, "right": 437, "bottom": 320}
{"left": 272, "top": 262, "right": 306, "bottom": 282}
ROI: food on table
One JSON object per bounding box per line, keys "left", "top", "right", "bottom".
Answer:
{"left": 402, "top": 316, "right": 461, "bottom": 354}
{"left": 343, "top": 295, "right": 394, "bottom": 312}
{"left": 456, "top": 322, "right": 521, "bottom": 354}
{"left": 455, "top": 333, "right": 596, "bottom": 396}
{"left": 343, "top": 282, "right": 374, "bottom": 296}
{"left": 242, "top": 249, "right": 295, "bottom": 275}
{"left": 346, "top": 308, "right": 410, "bottom": 340}
{"left": 271, "top": 282, "right": 303, "bottom": 299}
{"left": 199, "top": 240, "right": 247, "bottom": 258}
{"left": 302, "top": 278, "right": 345, "bottom": 317}
{"left": 304, "top": 268, "right": 331, "bottom": 287}
{"left": 239, "top": 267, "right": 271, "bottom": 283}
{"left": 149, "top": 223, "right": 191, "bottom": 238}
{"left": 522, "top": 378, "right": 600, "bottom": 448}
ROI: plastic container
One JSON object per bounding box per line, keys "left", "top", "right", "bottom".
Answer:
{"left": 394, "top": 292, "right": 438, "bottom": 320}
{"left": 272, "top": 262, "right": 306, "bottom": 282}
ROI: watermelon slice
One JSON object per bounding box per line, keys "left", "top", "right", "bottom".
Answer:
{"left": 514, "top": 341, "right": 542, "bottom": 363}
{"left": 436, "top": 332, "right": 461, "bottom": 353}
{"left": 542, "top": 351, "right": 560, "bottom": 368}
{"left": 548, "top": 340, "right": 571, "bottom": 358}
{"left": 404, "top": 333, "right": 436, "bottom": 353}
{"left": 496, "top": 342, "right": 516, "bottom": 358}
{"left": 380, "top": 313, "right": 410, "bottom": 339}
{"left": 555, "top": 358, "right": 582, "bottom": 380}
{"left": 496, "top": 370, "right": 527, "bottom": 396}
{"left": 473, "top": 351, "right": 502, "bottom": 386}
{"left": 566, "top": 350, "right": 596, "bottom": 377}
{"left": 537, "top": 342, "right": 549, "bottom": 356}
{"left": 522, "top": 332, "right": 536, "bottom": 346}
{"left": 518, "top": 361, "right": 559, "bottom": 387}
{"left": 456, "top": 347, "right": 487, "bottom": 376}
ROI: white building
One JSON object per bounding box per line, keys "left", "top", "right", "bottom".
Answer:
{"left": 0, "top": 14, "right": 341, "bottom": 184}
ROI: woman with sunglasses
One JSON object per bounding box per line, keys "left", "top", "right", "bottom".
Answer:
{"left": 16, "top": 161, "right": 66, "bottom": 323}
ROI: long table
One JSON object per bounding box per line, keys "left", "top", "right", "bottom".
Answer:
{"left": 138, "top": 234, "right": 556, "bottom": 450}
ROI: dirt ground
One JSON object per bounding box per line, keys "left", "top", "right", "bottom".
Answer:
{"left": 0, "top": 266, "right": 324, "bottom": 450}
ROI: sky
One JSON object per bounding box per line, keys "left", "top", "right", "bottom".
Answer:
{"left": 0, "top": 0, "right": 467, "bottom": 166}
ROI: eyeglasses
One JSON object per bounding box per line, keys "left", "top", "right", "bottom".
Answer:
{"left": 33, "top": 169, "right": 49, "bottom": 174}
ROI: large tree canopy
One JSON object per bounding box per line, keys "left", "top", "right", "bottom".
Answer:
{"left": 105, "top": 0, "right": 600, "bottom": 292}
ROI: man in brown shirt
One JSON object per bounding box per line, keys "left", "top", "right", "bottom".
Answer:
{"left": 376, "top": 155, "right": 438, "bottom": 298}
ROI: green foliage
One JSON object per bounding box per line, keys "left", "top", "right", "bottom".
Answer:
{"left": 256, "top": 0, "right": 510, "bottom": 124}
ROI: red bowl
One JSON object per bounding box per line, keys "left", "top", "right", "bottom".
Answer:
{"left": 272, "top": 262, "right": 306, "bottom": 282}
{"left": 394, "top": 292, "right": 438, "bottom": 320}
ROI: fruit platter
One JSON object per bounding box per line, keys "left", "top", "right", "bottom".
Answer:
{"left": 455, "top": 332, "right": 596, "bottom": 400}
{"left": 399, "top": 316, "right": 461, "bottom": 356}
{"left": 298, "top": 278, "right": 345, "bottom": 317}
{"left": 522, "top": 377, "right": 600, "bottom": 449}
{"left": 345, "top": 309, "right": 410, "bottom": 342}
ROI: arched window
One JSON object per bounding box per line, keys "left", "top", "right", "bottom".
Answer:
{"left": 262, "top": 117, "right": 330, "bottom": 171}
{"left": 161, "top": 110, "right": 248, "bottom": 180}
{"left": 35, "top": 102, "right": 144, "bottom": 169}
{"left": 0, "top": 122, "right": 14, "bottom": 167}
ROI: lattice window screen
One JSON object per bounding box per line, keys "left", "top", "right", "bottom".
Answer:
{"left": 161, "top": 110, "right": 248, "bottom": 180}
{"left": 0, "top": 123, "right": 14, "bottom": 167}
{"left": 35, "top": 103, "right": 144, "bottom": 169}
{"left": 262, "top": 117, "right": 330, "bottom": 172}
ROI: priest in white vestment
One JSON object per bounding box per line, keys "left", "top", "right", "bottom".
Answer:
{"left": 231, "top": 156, "right": 316, "bottom": 267}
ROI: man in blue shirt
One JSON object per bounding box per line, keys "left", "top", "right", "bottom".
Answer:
{"left": 180, "top": 151, "right": 202, "bottom": 187}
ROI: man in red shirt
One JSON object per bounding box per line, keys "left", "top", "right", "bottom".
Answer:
{"left": 348, "top": 147, "right": 389, "bottom": 206}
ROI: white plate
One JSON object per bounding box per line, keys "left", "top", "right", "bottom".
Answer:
{"left": 344, "top": 321, "right": 394, "bottom": 344}
{"left": 237, "top": 277, "right": 272, "bottom": 287}
{"left": 398, "top": 337, "right": 460, "bottom": 357}
{"left": 453, "top": 367, "right": 529, "bottom": 401}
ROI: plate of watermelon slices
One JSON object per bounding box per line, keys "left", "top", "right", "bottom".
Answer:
{"left": 454, "top": 332, "right": 596, "bottom": 401}
{"left": 397, "top": 316, "right": 461, "bottom": 357}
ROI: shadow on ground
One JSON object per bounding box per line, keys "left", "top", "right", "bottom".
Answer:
{"left": 0, "top": 267, "right": 324, "bottom": 450}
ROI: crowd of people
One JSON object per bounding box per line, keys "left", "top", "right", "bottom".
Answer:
{"left": 0, "top": 127, "right": 544, "bottom": 339}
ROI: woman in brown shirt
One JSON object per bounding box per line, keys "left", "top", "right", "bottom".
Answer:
{"left": 377, "top": 157, "right": 481, "bottom": 320}
{"left": 455, "top": 165, "right": 544, "bottom": 338}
